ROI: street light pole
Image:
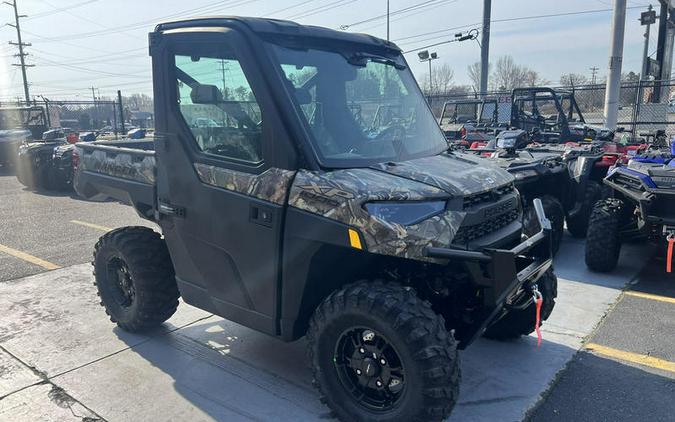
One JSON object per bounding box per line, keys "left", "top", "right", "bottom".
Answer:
{"left": 418, "top": 50, "right": 439, "bottom": 94}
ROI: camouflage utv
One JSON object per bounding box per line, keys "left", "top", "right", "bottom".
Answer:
{"left": 74, "top": 17, "right": 556, "bottom": 422}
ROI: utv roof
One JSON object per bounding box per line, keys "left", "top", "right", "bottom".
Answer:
{"left": 154, "top": 16, "right": 401, "bottom": 52}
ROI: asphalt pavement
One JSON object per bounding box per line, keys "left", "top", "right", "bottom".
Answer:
{"left": 530, "top": 258, "right": 675, "bottom": 422}
{"left": 0, "top": 166, "right": 672, "bottom": 421}
{"left": 0, "top": 168, "right": 151, "bottom": 282}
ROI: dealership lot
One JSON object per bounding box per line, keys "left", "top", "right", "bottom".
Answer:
{"left": 2, "top": 172, "right": 674, "bottom": 421}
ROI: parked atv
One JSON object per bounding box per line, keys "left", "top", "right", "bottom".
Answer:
{"left": 511, "top": 87, "right": 613, "bottom": 143}
{"left": 439, "top": 98, "right": 501, "bottom": 149}
{"left": 16, "top": 128, "right": 77, "bottom": 190}
{"left": 585, "top": 147, "right": 675, "bottom": 272}
{"left": 0, "top": 129, "right": 31, "bottom": 169}
{"left": 74, "top": 17, "right": 557, "bottom": 422}
{"left": 469, "top": 129, "right": 582, "bottom": 254}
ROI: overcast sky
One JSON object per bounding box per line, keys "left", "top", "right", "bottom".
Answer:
{"left": 0, "top": 0, "right": 659, "bottom": 101}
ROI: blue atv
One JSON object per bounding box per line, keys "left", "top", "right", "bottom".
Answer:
{"left": 585, "top": 142, "right": 675, "bottom": 272}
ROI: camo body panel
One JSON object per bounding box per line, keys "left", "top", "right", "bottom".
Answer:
{"left": 369, "top": 152, "right": 514, "bottom": 196}
{"left": 289, "top": 168, "right": 466, "bottom": 262}
{"left": 194, "top": 163, "right": 295, "bottom": 205}
{"left": 76, "top": 147, "right": 156, "bottom": 184}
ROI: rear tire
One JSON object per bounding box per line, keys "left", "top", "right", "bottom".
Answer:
{"left": 566, "top": 181, "right": 602, "bottom": 238}
{"left": 93, "top": 226, "right": 179, "bottom": 332}
{"left": 524, "top": 196, "right": 564, "bottom": 256}
{"left": 307, "top": 281, "right": 460, "bottom": 422}
{"left": 483, "top": 268, "right": 557, "bottom": 340}
{"left": 585, "top": 198, "right": 624, "bottom": 272}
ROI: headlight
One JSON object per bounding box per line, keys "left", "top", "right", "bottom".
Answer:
{"left": 365, "top": 201, "right": 446, "bottom": 226}
{"left": 513, "top": 169, "right": 538, "bottom": 180}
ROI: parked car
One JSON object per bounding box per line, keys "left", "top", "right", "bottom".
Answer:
{"left": 0, "top": 129, "right": 31, "bottom": 169}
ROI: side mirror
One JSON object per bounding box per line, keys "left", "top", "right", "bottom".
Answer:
{"left": 191, "top": 84, "right": 223, "bottom": 105}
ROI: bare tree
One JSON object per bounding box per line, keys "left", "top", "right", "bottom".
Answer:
{"left": 559, "top": 73, "right": 588, "bottom": 88}
{"left": 491, "top": 55, "right": 546, "bottom": 91}
{"left": 421, "top": 63, "right": 455, "bottom": 95}
{"left": 467, "top": 61, "right": 493, "bottom": 93}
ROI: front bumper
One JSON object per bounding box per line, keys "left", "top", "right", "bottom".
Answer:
{"left": 426, "top": 198, "right": 553, "bottom": 347}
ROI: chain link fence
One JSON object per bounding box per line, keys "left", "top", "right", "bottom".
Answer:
{"left": 426, "top": 80, "right": 675, "bottom": 138}
{"left": 0, "top": 98, "right": 130, "bottom": 139}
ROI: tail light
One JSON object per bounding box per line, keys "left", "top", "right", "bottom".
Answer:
{"left": 71, "top": 147, "right": 79, "bottom": 172}
{"left": 595, "top": 154, "right": 619, "bottom": 168}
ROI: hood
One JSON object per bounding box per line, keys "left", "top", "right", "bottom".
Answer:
{"left": 369, "top": 152, "right": 514, "bottom": 196}
{"left": 19, "top": 139, "right": 65, "bottom": 154}
{"left": 0, "top": 129, "right": 31, "bottom": 143}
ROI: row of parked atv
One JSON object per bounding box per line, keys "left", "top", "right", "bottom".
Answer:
{"left": 440, "top": 87, "right": 675, "bottom": 274}
{"left": 0, "top": 126, "right": 147, "bottom": 191}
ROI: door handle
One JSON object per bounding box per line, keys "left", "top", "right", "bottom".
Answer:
{"left": 158, "top": 201, "right": 186, "bottom": 218}
{"left": 250, "top": 204, "right": 273, "bottom": 227}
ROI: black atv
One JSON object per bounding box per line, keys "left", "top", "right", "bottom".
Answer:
{"left": 469, "top": 129, "right": 578, "bottom": 255}
{"left": 586, "top": 146, "right": 675, "bottom": 272}
{"left": 16, "top": 128, "right": 77, "bottom": 191}
{"left": 74, "top": 17, "right": 557, "bottom": 422}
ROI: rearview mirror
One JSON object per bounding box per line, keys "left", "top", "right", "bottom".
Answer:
{"left": 191, "top": 84, "right": 223, "bottom": 105}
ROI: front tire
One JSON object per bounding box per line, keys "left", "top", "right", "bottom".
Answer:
{"left": 307, "top": 281, "right": 460, "bottom": 422}
{"left": 483, "top": 268, "right": 557, "bottom": 340}
{"left": 585, "top": 198, "right": 624, "bottom": 272}
{"left": 93, "top": 226, "right": 179, "bottom": 332}
{"left": 524, "top": 196, "right": 565, "bottom": 256}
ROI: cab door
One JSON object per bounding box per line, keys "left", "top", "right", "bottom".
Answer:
{"left": 152, "top": 28, "right": 295, "bottom": 335}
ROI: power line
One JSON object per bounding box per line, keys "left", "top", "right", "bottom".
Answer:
{"left": 340, "top": 0, "right": 457, "bottom": 30}
{"left": 286, "top": 0, "right": 358, "bottom": 20}
{"left": 26, "top": 0, "right": 100, "bottom": 20}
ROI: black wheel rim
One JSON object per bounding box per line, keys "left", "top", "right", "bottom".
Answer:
{"left": 105, "top": 257, "right": 135, "bottom": 308}
{"left": 333, "top": 327, "right": 406, "bottom": 411}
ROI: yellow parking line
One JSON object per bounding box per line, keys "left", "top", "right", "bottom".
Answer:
{"left": 624, "top": 291, "right": 675, "bottom": 305}
{"left": 70, "top": 220, "right": 112, "bottom": 232}
{"left": 0, "top": 243, "right": 61, "bottom": 270}
{"left": 585, "top": 343, "right": 675, "bottom": 374}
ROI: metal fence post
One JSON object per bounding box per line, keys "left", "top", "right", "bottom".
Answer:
{"left": 117, "top": 90, "right": 125, "bottom": 134}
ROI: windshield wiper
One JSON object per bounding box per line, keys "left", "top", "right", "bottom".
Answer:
{"left": 347, "top": 53, "right": 406, "bottom": 70}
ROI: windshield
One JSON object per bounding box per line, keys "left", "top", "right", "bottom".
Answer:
{"left": 268, "top": 43, "right": 448, "bottom": 168}
{"left": 440, "top": 102, "right": 479, "bottom": 125}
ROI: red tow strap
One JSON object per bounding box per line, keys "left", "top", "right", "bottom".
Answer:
{"left": 533, "top": 287, "right": 543, "bottom": 348}
{"left": 667, "top": 236, "right": 674, "bottom": 273}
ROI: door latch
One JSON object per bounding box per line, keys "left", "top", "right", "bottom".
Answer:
{"left": 158, "top": 201, "right": 186, "bottom": 218}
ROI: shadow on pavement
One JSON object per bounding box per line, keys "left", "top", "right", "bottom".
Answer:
{"left": 115, "top": 314, "right": 581, "bottom": 422}
{"left": 527, "top": 351, "right": 675, "bottom": 422}
{"left": 553, "top": 234, "right": 649, "bottom": 290}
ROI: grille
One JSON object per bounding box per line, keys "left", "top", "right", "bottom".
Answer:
{"left": 613, "top": 173, "right": 644, "bottom": 191}
{"left": 453, "top": 209, "right": 520, "bottom": 244}
{"left": 463, "top": 183, "right": 515, "bottom": 209}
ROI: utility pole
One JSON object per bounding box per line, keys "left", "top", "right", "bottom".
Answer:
{"left": 479, "top": 0, "right": 491, "bottom": 96}
{"left": 603, "top": 0, "right": 627, "bottom": 130}
{"left": 640, "top": 5, "right": 655, "bottom": 80}
{"left": 386, "top": 0, "right": 390, "bottom": 41}
{"left": 590, "top": 66, "right": 599, "bottom": 85}
{"left": 4, "top": 0, "right": 33, "bottom": 103}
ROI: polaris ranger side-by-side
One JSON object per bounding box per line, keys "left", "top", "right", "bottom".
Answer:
{"left": 74, "top": 17, "right": 556, "bottom": 421}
